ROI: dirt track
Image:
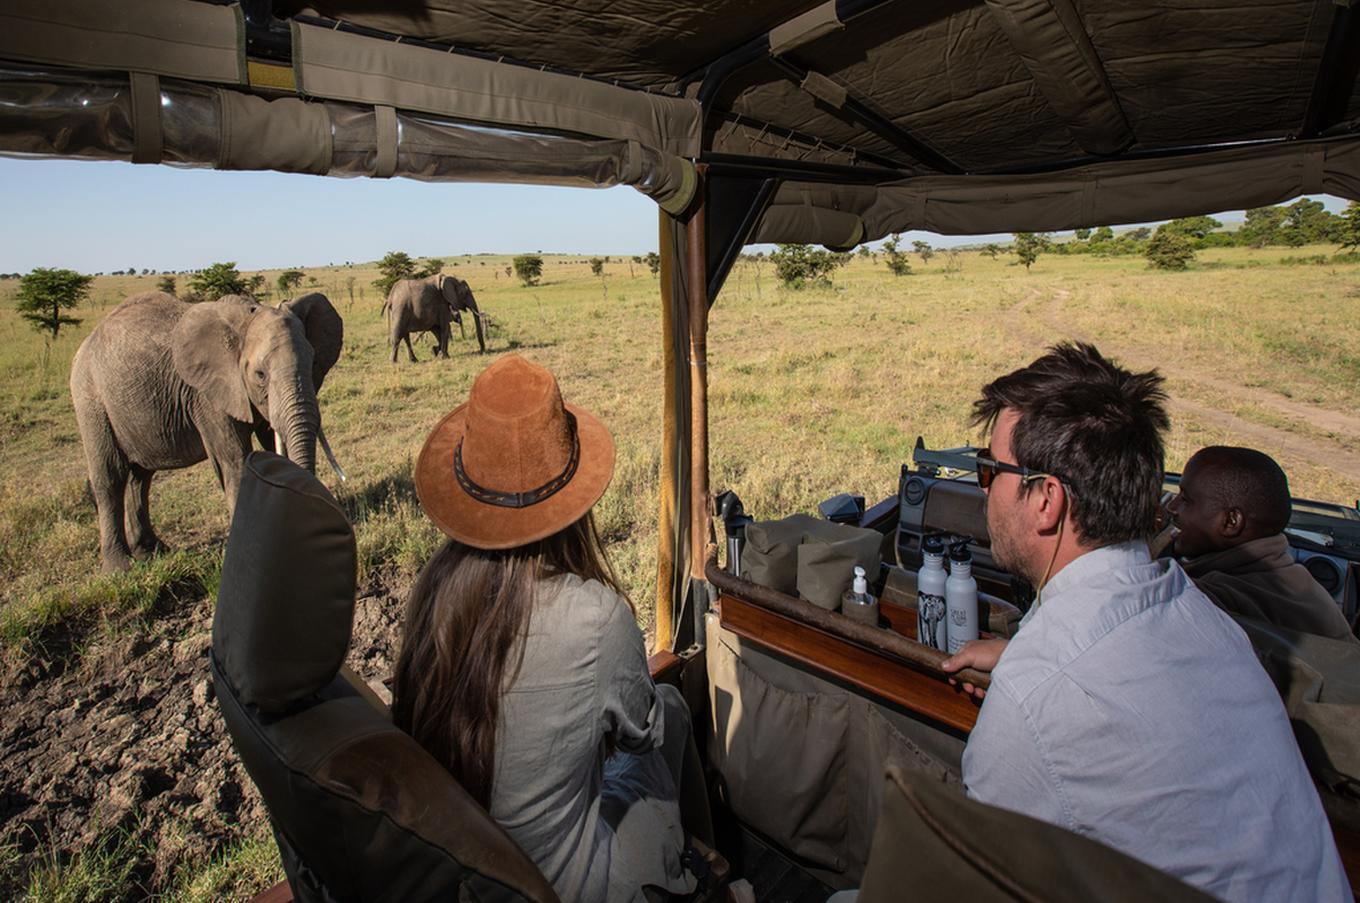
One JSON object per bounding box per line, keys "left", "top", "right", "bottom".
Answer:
{"left": 0, "top": 582, "right": 407, "bottom": 897}
{"left": 1004, "top": 289, "right": 1360, "bottom": 474}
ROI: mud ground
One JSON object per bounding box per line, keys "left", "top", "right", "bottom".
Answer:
{"left": 0, "top": 579, "right": 409, "bottom": 897}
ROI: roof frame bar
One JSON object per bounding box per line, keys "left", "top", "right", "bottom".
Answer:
{"left": 679, "top": 0, "right": 965, "bottom": 172}
{"left": 766, "top": 57, "right": 961, "bottom": 173}
{"left": 1300, "top": 2, "right": 1360, "bottom": 139}
{"left": 702, "top": 152, "right": 904, "bottom": 184}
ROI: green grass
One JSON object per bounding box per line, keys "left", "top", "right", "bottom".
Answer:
{"left": 165, "top": 827, "right": 283, "bottom": 903}
{"left": 17, "top": 828, "right": 147, "bottom": 903}
{"left": 3, "top": 244, "right": 1360, "bottom": 897}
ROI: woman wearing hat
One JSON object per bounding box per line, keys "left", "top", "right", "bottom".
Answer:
{"left": 394, "top": 355, "right": 697, "bottom": 903}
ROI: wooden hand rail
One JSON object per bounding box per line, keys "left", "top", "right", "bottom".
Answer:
{"left": 704, "top": 552, "right": 991, "bottom": 691}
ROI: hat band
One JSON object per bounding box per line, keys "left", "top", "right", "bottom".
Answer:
{"left": 453, "top": 412, "right": 580, "bottom": 509}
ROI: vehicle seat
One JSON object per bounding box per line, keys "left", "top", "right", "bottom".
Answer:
{"left": 211, "top": 451, "right": 559, "bottom": 903}
{"left": 855, "top": 765, "right": 1214, "bottom": 902}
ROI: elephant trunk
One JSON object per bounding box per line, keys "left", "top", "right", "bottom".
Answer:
{"left": 270, "top": 372, "right": 320, "bottom": 473}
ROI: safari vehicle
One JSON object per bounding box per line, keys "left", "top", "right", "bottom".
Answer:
{"left": 3, "top": 0, "right": 1360, "bottom": 899}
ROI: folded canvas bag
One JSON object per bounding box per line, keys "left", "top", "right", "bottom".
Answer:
{"left": 797, "top": 520, "right": 882, "bottom": 611}
{"left": 740, "top": 514, "right": 820, "bottom": 594}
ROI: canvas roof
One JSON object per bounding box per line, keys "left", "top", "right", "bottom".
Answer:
{"left": 2, "top": 0, "right": 1358, "bottom": 244}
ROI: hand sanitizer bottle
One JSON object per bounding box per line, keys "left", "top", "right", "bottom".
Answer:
{"left": 946, "top": 541, "right": 979, "bottom": 653}
{"left": 917, "top": 535, "right": 948, "bottom": 651}
{"left": 841, "top": 565, "right": 879, "bottom": 626}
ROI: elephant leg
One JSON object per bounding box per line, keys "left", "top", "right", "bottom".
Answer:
{"left": 76, "top": 404, "right": 133, "bottom": 572}
{"left": 472, "top": 309, "right": 487, "bottom": 354}
{"left": 404, "top": 333, "right": 418, "bottom": 363}
{"left": 198, "top": 415, "right": 254, "bottom": 517}
{"left": 438, "top": 322, "right": 451, "bottom": 358}
{"left": 125, "top": 465, "right": 165, "bottom": 559}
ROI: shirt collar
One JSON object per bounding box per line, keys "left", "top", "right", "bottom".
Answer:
{"left": 1041, "top": 540, "right": 1153, "bottom": 602}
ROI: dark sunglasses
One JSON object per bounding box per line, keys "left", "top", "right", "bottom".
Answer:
{"left": 975, "top": 447, "right": 1055, "bottom": 490}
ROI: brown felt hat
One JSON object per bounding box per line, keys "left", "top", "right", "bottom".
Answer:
{"left": 415, "top": 355, "right": 614, "bottom": 550}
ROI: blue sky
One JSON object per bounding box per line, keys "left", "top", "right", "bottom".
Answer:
{"left": 0, "top": 155, "right": 1349, "bottom": 274}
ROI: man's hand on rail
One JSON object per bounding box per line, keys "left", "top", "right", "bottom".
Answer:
{"left": 941, "top": 638, "right": 1009, "bottom": 700}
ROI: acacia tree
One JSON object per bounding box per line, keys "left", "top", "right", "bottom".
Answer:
{"left": 277, "top": 269, "right": 305, "bottom": 295}
{"left": 156, "top": 275, "right": 177, "bottom": 295}
{"left": 645, "top": 251, "right": 661, "bottom": 276}
{"left": 912, "top": 240, "right": 935, "bottom": 263}
{"left": 513, "top": 254, "right": 544, "bottom": 286}
{"left": 1013, "top": 232, "right": 1050, "bottom": 271}
{"left": 1336, "top": 201, "right": 1360, "bottom": 253}
{"left": 16, "top": 267, "right": 91, "bottom": 339}
{"left": 189, "top": 262, "right": 248, "bottom": 301}
{"left": 373, "top": 251, "right": 418, "bottom": 297}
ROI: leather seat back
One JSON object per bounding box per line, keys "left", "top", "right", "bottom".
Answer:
{"left": 212, "top": 451, "right": 559, "bottom": 903}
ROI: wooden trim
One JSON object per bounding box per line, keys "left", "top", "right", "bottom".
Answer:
{"left": 648, "top": 650, "right": 683, "bottom": 683}
{"left": 251, "top": 880, "right": 294, "bottom": 903}
{"left": 719, "top": 593, "right": 981, "bottom": 733}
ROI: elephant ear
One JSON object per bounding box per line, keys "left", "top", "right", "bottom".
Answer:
{"left": 171, "top": 299, "right": 257, "bottom": 423}
{"left": 281, "top": 292, "right": 344, "bottom": 391}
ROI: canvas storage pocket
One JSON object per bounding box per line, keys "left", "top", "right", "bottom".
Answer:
{"left": 708, "top": 631, "right": 850, "bottom": 871}
{"left": 740, "top": 513, "right": 819, "bottom": 595}
{"left": 796, "top": 523, "right": 882, "bottom": 610}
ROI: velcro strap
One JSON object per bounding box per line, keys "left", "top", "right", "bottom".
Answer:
{"left": 374, "top": 104, "right": 398, "bottom": 178}
{"left": 130, "top": 72, "right": 163, "bottom": 165}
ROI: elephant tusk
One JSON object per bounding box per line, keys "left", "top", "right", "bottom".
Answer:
{"left": 274, "top": 431, "right": 285, "bottom": 457}
{"left": 318, "top": 427, "right": 347, "bottom": 482}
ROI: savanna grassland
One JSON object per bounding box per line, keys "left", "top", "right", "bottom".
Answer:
{"left": 1, "top": 243, "right": 1358, "bottom": 898}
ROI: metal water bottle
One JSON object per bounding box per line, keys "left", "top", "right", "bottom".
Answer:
{"left": 917, "top": 534, "right": 948, "bottom": 651}
{"left": 946, "top": 541, "right": 979, "bottom": 653}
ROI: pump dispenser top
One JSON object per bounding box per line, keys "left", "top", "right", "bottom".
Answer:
{"left": 852, "top": 566, "right": 867, "bottom": 597}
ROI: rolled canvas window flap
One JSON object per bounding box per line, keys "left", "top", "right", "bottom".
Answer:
{"left": 0, "top": 68, "right": 693, "bottom": 206}
{"left": 752, "top": 204, "right": 865, "bottom": 252}
{"left": 292, "top": 21, "right": 701, "bottom": 157}
{"left": 218, "top": 89, "right": 332, "bottom": 175}
{"left": 859, "top": 137, "right": 1360, "bottom": 237}
{"left": 0, "top": 0, "right": 245, "bottom": 86}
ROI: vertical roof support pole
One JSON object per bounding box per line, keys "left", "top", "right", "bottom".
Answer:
{"left": 686, "top": 166, "right": 713, "bottom": 649}
{"left": 655, "top": 205, "right": 690, "bottom": 653}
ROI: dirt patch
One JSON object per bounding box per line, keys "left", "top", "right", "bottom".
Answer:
{"left": 1004, "top": 290, "right": 1360, "bottom": 473}
{"left": 0, "top": 576, "right": 410, "bottom": 898}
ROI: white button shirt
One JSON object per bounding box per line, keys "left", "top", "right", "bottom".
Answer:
{"left": 964, "top": 541, "right": 1351, "bottom": 902}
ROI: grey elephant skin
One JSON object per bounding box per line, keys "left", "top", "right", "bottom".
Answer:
{"left": 70, "top": 291, "right": 344, "bottom": 572}
{"left": 384, "top": 274, "right": 486, "bottom": 362}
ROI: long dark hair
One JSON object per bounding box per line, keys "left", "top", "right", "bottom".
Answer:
{"left": 392, "top": 511, "right": 627, "bottom": 807}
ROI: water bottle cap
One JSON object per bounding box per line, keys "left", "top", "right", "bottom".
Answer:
{"left": 922, "top": 534, "right": 945, "bottom": 555}
{"left": 949, "top": 541, "right": 972, "bottom": 563}
{"left": 852, "top": 566, "right": 867, "bottom": 595}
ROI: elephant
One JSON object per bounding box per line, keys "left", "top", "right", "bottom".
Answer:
{"left": 383, "top": 273, "right": 486, "bottom": 362}
{"left": 70, "top": 291, "right": 344, "bottom": 572}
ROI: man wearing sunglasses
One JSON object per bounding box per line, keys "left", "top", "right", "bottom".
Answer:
{"left": 941, "top": 342, "right": 1347, "bottom": 902}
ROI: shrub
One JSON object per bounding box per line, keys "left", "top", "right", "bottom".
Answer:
{"left": 769, "top": 244, "right": 849, "bottom": 289}
{"left": 912, "top": 240, "right": 935, "bottom": 263}
{"left": 513, "top": 254, "right": 544, "bottom": 286}
{"left": 882, "top": 234, "right": 912, "bottom": 276}
{"left": 644, "top": 251, "right": 661, "bottom": 276}
{"left": 1145, "top": 230, "right": 1196, "bottom": 270}
{"left": 156, "top": 275, "right": 177, "bottom": 295}
{"left": 589, "top": 258, "right": 605, "bottom": 277}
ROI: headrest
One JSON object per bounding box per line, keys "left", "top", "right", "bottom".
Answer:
{"left": 214, "top": 451, "right": 356, "bottom": 713}
{"left": 856, "top": 765, "right": 1215, "bottom": 902}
